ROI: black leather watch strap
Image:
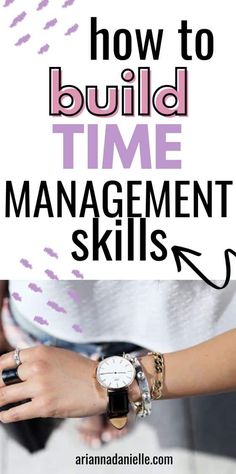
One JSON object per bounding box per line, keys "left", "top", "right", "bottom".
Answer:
{"left": 107, "top": 388, "right": 129, "bottom": 419}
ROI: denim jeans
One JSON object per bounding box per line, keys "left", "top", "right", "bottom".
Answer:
{"left": 9, "top": 300, "right": 144, "bottom": 358}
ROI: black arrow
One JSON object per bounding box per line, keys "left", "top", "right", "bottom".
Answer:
{"left": 171, "top": 246, "right": 236, "bottom": 290}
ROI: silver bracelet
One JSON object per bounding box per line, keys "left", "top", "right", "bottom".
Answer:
{"left": 123, "top": 353, "right": 151, "bottom": 418}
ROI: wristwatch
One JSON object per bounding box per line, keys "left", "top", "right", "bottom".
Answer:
{"left": 96, "top": 355, "right": 136, "bottom": 429}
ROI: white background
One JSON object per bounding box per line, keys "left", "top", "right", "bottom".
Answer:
{"left": 0, "top": 0, "right": 235, "bottom": 279}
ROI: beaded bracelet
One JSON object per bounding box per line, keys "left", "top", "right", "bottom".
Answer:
{"left": 147, "top": 352, "right": 165, "bottom": 400}
{"left": 123, "top": 353, "right": 152, "bottom": 418}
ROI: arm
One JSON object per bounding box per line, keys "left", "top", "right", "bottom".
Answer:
{"left": 0, "top": 329, "right": 236, "bottom": 423}
{"left": 136, "top": 328, "right": 236, "bottom": 401}
{"left": 0, "top": 281, "right": 9, "bottom": 351}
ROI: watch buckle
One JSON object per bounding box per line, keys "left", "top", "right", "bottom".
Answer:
{"left": 109, "top": 416, "right": 128, "bottom": 430}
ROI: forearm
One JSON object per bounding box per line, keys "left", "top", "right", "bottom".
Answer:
{"left": 1, "top": 330, "right": 236, "bottom": 424}
{"left": 0, "top": 281, "right": 9, "bottom": 350}
{"left": 136, "top": 329, "right": 236, "bottom": 401}
{"left": 0, "top": 281, "right": 7, "bottom": 332}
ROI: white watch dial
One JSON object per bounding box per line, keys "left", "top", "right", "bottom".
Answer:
{"left": 97, "top": 356, "right": 135, "bottom": 389}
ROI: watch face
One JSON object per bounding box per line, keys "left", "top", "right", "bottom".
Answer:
{"left": 96, "top": 356, "right": 135, "bottom": 389}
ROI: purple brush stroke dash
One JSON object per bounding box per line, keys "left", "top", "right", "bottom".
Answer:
{"left": 34, "top": 316, "right": 49, "bottom": 326}
{"left": 36, "top": 0, "right": 49, "bottom": 11}
{"left": 44, "top": 247, "right": 58, "bottom": 258}
{"left": 43, "top": 18, "right": 57, "bottom": 30}
{"left": 11, "top": 292, "right": 22, "bottom": 302}
{"left": 15, "top": 34, "right": 31, "bottom": 47}
{"left": 72, "top": 324, "right": 82, "bottom": 333}
{"left": 20, "top": 258, "right": 32, "bottom": 269}
{"left": 28, "top": 283, "right": 43, "bottom": 293}
{"left": 72, "top": 269, "right": 84, "bottom": 279}
{"left": 38, "top": 44, "right": 50, "bottom": 54}
{"left": 47, "top": 301, "right": 67, "bottom": 314}
{"left": 68, "top": 290, "right": 80, "bottom": 305}
{"left": 45, "top": 269, "right": 59, "bottom": 280}
{"left": 4, "top": 0, "right": 15, "bottom": 7}
{"left": 62, "top": 0, "right": 76, "bottom": 7}
{"left": 10, "top": 11, "right": 26, "bottom": 28}
{"left": 65, "top": 23, "right": 79, "bottom": 36}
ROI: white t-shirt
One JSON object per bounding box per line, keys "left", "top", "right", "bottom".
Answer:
{"left": 8, "top": 280, "right": 236, "bottom": 351}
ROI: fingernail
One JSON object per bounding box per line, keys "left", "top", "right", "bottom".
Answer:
{"left": 91, "top": 439, "right": 102, "bottom": 449}
{"left": 101, "top": 432, "right": 112, "bottom": 443}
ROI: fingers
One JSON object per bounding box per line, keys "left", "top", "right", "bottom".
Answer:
{"left": 0, "top": 360, "right": 53, "bottom": 416}
{"left": 0, "top": 345, "right": 47, "bottom": 371}
{"left": 0, "top": 346, "right": 58, "bottom": 423}
{"left": 0, "top": 363, "right": 30, "bottom": 388}
{"left": 0, "top": 359, "right": 51, "bottom": 389}
{"left": 17, "top": 362, "right": 35, "bottom": 382}
{"left": 0, "top": 349, "right": 27, "bottom": 369}
{"left": 0, "top": 367, "right": 18, "bottom": 388}
{"left": 0, "top": 399, "right": 41, "bottom": 423}
{"left": 0, "top": 381, "right": 31, "bottom": 409}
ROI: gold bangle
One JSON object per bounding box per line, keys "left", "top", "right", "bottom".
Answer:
{"left": 147, "top": 352, "right": 165, "bottom": 400}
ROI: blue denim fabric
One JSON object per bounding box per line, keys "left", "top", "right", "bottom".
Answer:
{"left": 10, "top": 301, "right": 143, "bottom": 358}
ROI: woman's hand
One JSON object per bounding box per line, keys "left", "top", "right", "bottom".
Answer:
{"left": 0, "top": 346, "right": 107, "bottom": 423}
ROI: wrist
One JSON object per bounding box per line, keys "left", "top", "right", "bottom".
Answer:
{"left": 128, "top": 354, "right": 160, "bottom": 403}
{"left": 127, "top": 355, "right": 151, "bottom": 403}
{"left": 93, "top": 353, "right": 162, "bottom": 416}
{"left": 92, "top": 360, "right": 108, "bottom": 414}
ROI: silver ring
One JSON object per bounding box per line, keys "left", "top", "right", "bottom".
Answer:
{"left": 13, "top": 348, "right": 22, "bottom": 367}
